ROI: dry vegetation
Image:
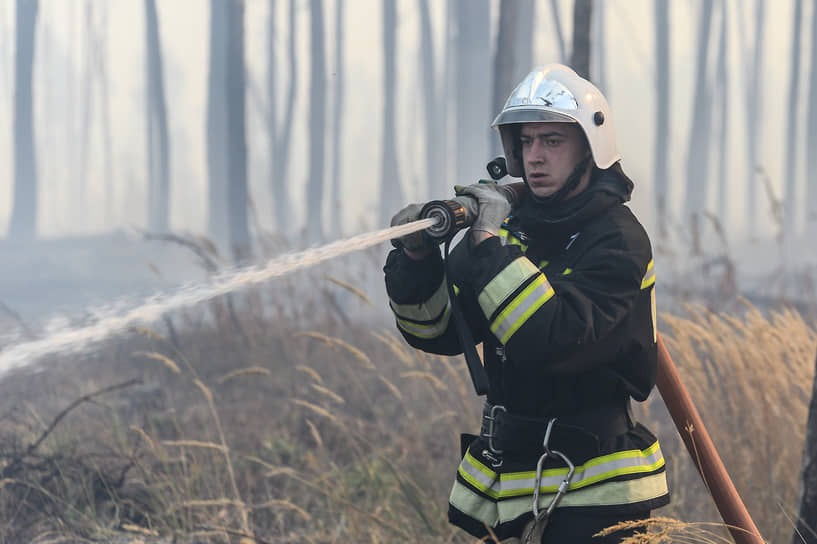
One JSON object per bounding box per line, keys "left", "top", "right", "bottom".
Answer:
{"left": 0, "top": 250, "right": 815, "bottom": 543}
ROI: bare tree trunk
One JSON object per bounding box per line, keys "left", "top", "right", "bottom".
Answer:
{"left": 207, "top": 0, "right": 229, "bottom": 249}
{"left": 307, "top": 0, "right": 326, "bottom": 242}
{"left": 453, "top": 0, "right": 490, "bottom": 186}
{"left": 745, "top": 0, "right": 765, "bottom": 238}
{"left": 329, "top": 0, "right": 344, "bottom": 236}
{"left": 784, "top": 0, "right": 804, "bottom": 241}
{"left": 794, "top": 350, "right": 817, "bottom": 544}
{"left": 715, "top": 1, "right": 728, "bottom": 228}
{"left": 419, "top": 0, "right": 441, "bottom": 197}
{"left": 9, "top": 0, "right": 39, "bottom": 239}
{"left": 78, "top": 0, "right": 93, "bottom": 230}
{"left": 654, "top": 0, "right": 669, "bottom": 238}
{"left": 570, "top": 0, "right": 592, "bottom": 79}
{"left": 272, "top": 0, "right": 297, "bottom": 235}
{"left": 514, "top": 0, "right": 534, "bottom": 80}
{"left": 227, "top": 0, "right": 250, "bottom": 260}
{"left": 98, "top": 3, "right": 113, "bottom": 227}
{"left": 378, "top": 0, "right": 403, "bottom": 227}
{"left": 548, "top": 0, "right": 567, "bottom": 63}
{"left": 806, "top": 0, "right": 817, "bottom": 228}
{"left": 684, "top": 0, "right": 714, "bottom": 254}
{"left": 491, "top": 0, "right": 517, "bottom": 157}
{"left": 145, "top": 0, "right": 170, "bottom": 233}
{"left": 592, "top": 0, "right": 607, "bottom": 93}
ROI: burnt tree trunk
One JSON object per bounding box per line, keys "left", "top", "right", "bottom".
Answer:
{"left": 329, "top": 0, "right": 344, "bottom": 235}
{"left": 306, "top": 0, "right": 326, "bottom": 241}
{"left": 784, "top": 0, "right": 803, "bottom": 241}
{"left": 491, "top": 0, "right": 517, "bottom": 157}
{"left": 378, "top": 0, "right": 403, "bottom": 227}
{"left": 570, "top": 0, "right": 592, "bottom": 79}
{"left": 9, "top": 0, "right": 39, "bottom": 239}
{"left": 653, "top": 0, "right": 670, "bottom": 238}
{"left": 207, "top": 0, "right": 229, "bottom": 249}
{"left": 226, "top": 0, "right": 250, "bottom": 260}
{"left": 146, "top": 0, "right": 170, "bottom": 233}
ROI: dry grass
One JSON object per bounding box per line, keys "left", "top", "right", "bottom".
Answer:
{"left": 0, "top": 258, "right": 814, "bottom": 542}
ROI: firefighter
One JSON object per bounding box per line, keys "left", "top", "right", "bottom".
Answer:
{"left": 384, "top": 64, "right": 669, "bottom": 542}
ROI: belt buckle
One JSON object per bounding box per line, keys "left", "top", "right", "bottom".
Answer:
{"left": 486, "top": 404, "right": 506, "bottom": 455}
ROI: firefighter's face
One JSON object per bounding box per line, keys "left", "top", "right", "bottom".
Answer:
{"left": 519, "top": 122, "right": 591, "bottom": 199}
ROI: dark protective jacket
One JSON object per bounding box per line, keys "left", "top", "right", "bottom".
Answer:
{"left": 384, "top": 168, "right": 670, "bottom": 540}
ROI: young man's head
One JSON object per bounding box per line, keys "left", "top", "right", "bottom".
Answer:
{"left": 492, "top": 64, "right": 619, "bottom": 202}
{"left": 518, "top": 122, "right": 592, "bottom": 200}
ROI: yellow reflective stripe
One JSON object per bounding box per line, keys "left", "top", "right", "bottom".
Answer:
{"left": 641, "top": 259, "right": 655, "bottom": 289}
{"left": 562, "top": 268, "right": 573, "bottom": 275}
{"left": 459, "top": 441, "right": 664, "bottom": 499}
{"left": 477, "top": 257, "right": 540, "bottom": 318}
{"left": 498, "top": 228, "right": 528, "bottom": 251}
{"left": 450, "top": 472, "right": 669, "bottom": 526}
{"left": 539, "top": 260, "right": 549, "bottom": 269}
{"left": 490, "top": 275, "right": 555, "bottom": 344}
{"left": 389, "top": 278, "right": 448, "bottom": 322}
{"left": 395, "top": 306, "right": 451, "bottom": 339}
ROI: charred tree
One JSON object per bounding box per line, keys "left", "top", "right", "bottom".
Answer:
{"left": 654, "top": 0, "right": 670, "bottom": 238}
{"left": 807, "top": 0, "right": 817, "bottom": 227}
{"left": 452, "top": 0, "right": 491, "bottom": 186}
{"left": 548, "top": 0, "right": 567, "bottom": 63}
{"left": 145, "top": 0, "right": 171, "bottom": 233}
{"left": 269, "top": 0, "right": 298, "bottom": 234}
{"left": 715, "top": 1, "right": 728, "bottom": 228}
{"left": 9, "top": 0, "right": 39, "bottom": 239}
{"left": 784, "top": 0, "right": 804, "bottom": 240}
{"left": 207, "top": 0, "right": 229, "bottom": 249}
{"left": 419, "top": 0, "right": 442, "bottom": 197}
{"left": 514, "top": 0, "right": 533, "bottom": 80}
{"left": 570, "top": 0, "right": 592, "bottom": 79}
{"left": 794, "top": 349, "right": 817, "bottom": 544}
{"left": 491, "top": 0, "right": 518, "bottom": 157}
{"left": 378, "top": 0, "right": 403, "bottom": 227}
{"left": 307, "top": 0, "right": 326, "bottom": 241}
{"left": 329, "top": 0, "right": 344, "bottom": 235}
{"left": 592, "top": 0, "right": 607, "bottom": 94}
{"left": 745, "top": 0, "right": 765, "bottom": 238}
{"left": 684, "top": 0, "right": 714, "bottom": 254}
{"left": 227, "top": 0, "right": 250, "bottom": 260}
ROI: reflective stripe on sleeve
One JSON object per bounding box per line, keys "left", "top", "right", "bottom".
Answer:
{"left": 389, "top": 278, "right": 448, "bottom": 322}
{"left": 458, "top": 441, "right": 665, "bottom": 499}
{"left": 641, "top": 260, "right": 655, "bottom": 289}
{"left": 498, "top": 228, "right": 528, "bottom": 252}
{"left": 477, "top": 257, "right": 541, "bottom": 319}
{"left": 489, "top": 275, "right": 555, "bottom": 344}
{"left": 394, "top": 306, "right": 450, "bottom": 339}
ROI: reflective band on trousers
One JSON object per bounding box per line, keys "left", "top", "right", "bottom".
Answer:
{"left": 449, "top": 471, "right": 669, "bottom": 527}
{"left": 641, "top": 259, "right": 655, "bottom": 289}
{"left": 458, "top": 441, "right": 664, "bottom": 499}
{"left": 478, "top": 257, "right": 541, "bottom": 319}
{"left": 490, "top": 275, "right": 555, "bottom": 344}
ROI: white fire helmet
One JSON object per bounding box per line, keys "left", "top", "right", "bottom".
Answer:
{"left": 492, "top": 64, "right": 620, "bottom": 177}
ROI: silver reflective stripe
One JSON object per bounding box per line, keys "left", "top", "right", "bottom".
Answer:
{"left": 641, "top": 259, "right": 655, "bottom": 289}
{"left": 478, "top": 257, "right": 540, "bottom": 318}
{"left": 450, "top": 472, "right": 669, "bottom": 527}
{"left": 395, "top": 306, "right": 451, "bottom": 339}
{"left": 490, "top": 275, "right": 555, "bottom": 344}
{"left": 389, "top": 278, "right": 449, "bottom": 322}
{"left": 459, "top": 442, "right": 664, "bottom": 499}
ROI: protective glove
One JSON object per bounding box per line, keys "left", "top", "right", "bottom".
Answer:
{"left": 454, "top": 181, "right": 512, "bottom": 236}
{"left": 389, "top": 203, "right": 433, "bottom": 251}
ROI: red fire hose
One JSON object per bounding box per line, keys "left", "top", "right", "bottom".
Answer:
{"left": 656, "top": 334, "right": 764, "bottom": 543}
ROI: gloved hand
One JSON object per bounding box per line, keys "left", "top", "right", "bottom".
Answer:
{"left": 390, "top": 203, "right": 432, "bottom": 251}
{"left": 454, "top": 181, "right": 512, "bottom": 236}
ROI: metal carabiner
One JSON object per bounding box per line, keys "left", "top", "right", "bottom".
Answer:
{"left": 523, "top": 419, "right": 576, "bottom": 543}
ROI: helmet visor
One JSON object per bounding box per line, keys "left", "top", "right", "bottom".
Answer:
{"left": 492, "top": 76, "right": 579, "bottom": 127}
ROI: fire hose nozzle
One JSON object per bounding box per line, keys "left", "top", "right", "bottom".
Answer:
{"left": 420, "top": 199, "right": 471, "bottom": 241}
{"left": 419, "top": 182, "right": 528, "bottom": 242}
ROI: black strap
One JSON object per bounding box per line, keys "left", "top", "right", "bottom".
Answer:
{"left": 444, "top": 238, "right": 490, "bottom": 396}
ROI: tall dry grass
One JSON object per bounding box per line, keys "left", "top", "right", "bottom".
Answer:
{"left": 0, "top": 256, "right": 814, "bottom": 543}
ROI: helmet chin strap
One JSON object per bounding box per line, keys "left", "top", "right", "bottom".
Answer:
{"left": 523, "top": 153, "right": 593, "bottom": 206}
